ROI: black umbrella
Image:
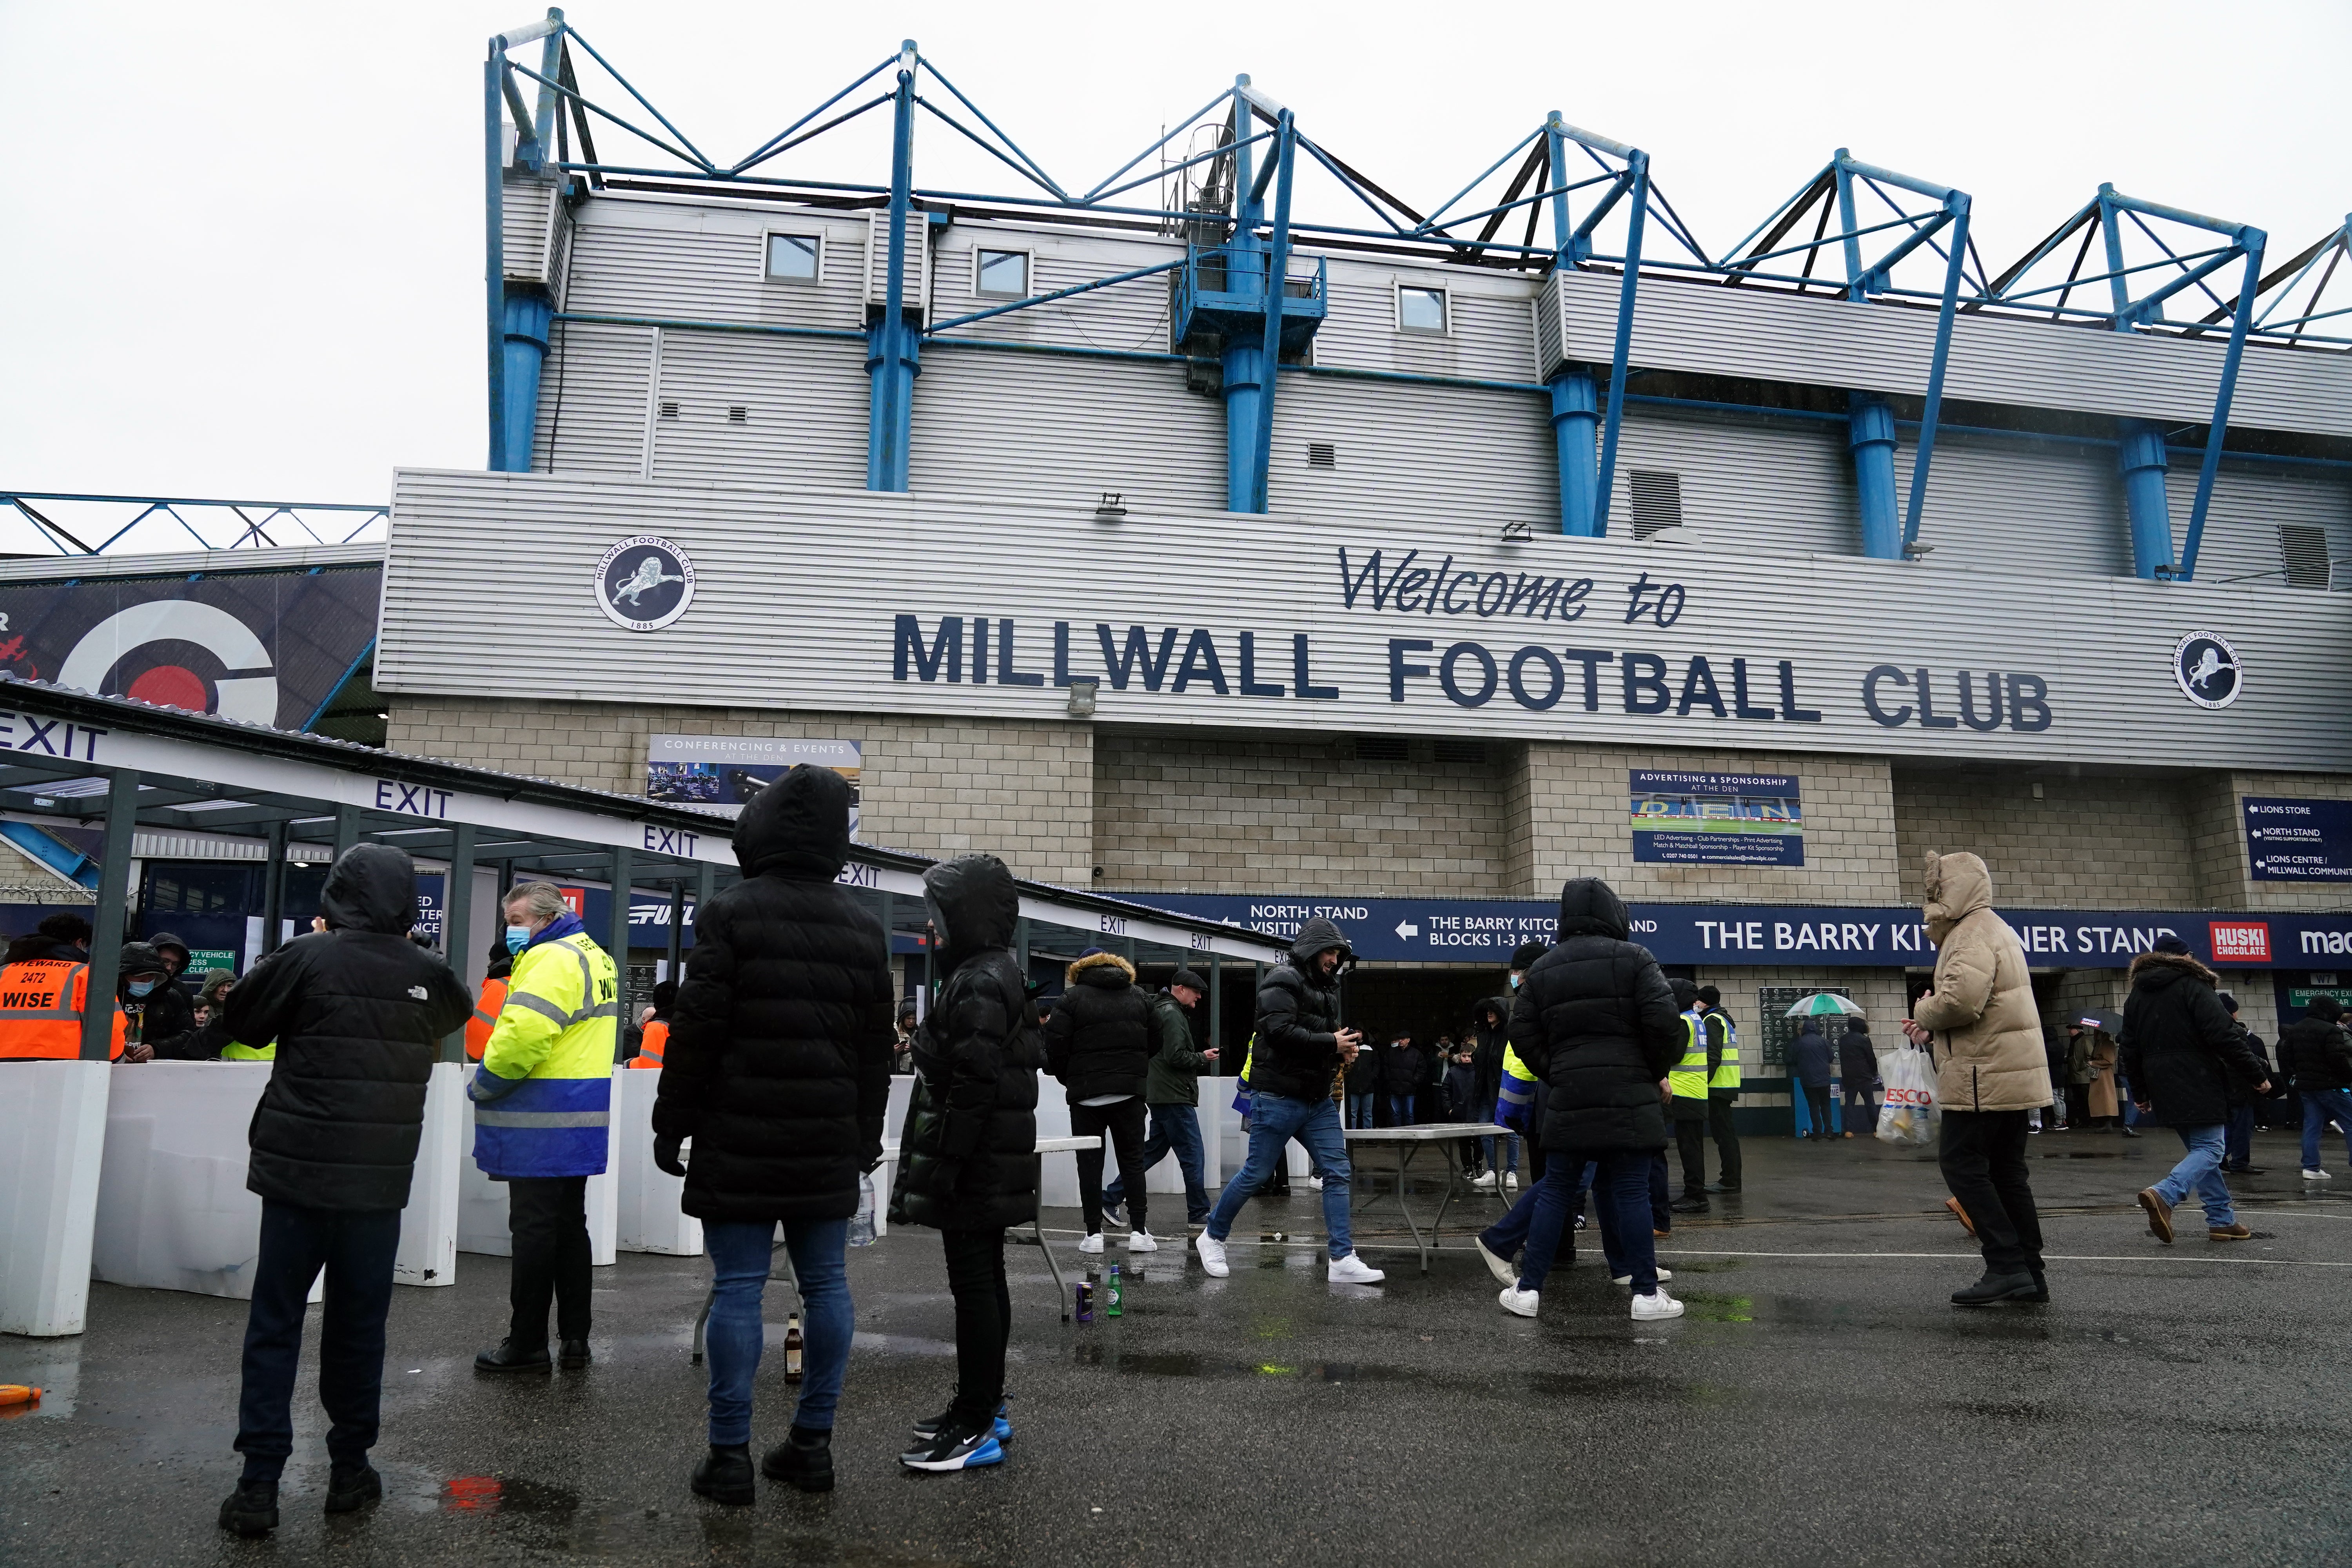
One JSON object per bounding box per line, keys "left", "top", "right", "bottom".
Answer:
{"left": 2073, "top": 1008, "right": 2123, "bottom": 1034}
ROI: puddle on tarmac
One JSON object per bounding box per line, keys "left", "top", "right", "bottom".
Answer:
{"left": 1673, "top": 1291, "right": 1756, "bottom": 1323}
{"left": 1071, "top": 1346, "right": 1412, "bottom": 1384}
{"left": 440, "top": 1474, "right": 581, "bottom": 1516}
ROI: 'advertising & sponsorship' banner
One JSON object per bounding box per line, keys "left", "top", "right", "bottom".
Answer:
{"left": 1630, "top": 769, "right": 1803, "bottom": 866}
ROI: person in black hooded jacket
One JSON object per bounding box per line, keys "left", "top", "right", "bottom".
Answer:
{"left": 651, "top": 765, "right": 893, "bottom": 1502}
{"left": 1193, "top": 916, "right": 1384, "bottom": 1285}
{"left": 888, "top": 853, "right": 1041, "bottom": 1473}
{"left": 2119, "top": 936, "right": 2270, "bottom": 1245}
{"left": 1475, "top": 877, "right": 1684, "bottom": 1322}
{"left": 1042, "top": 948, "right": 1155, "bottom": 1254}
{"left": 2282, "top": 995, "right": 2352, "bottom": 1177}
{"left": 213, "top": 844, "right": 473, "bottom": 1539}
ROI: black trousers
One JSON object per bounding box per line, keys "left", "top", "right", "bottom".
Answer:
{"left": 939, "top": 1227, "right": 1010, "bottom": 1425}
{"left": 1803, "top": 1086, "right": 1833, "bottom": 1138}
{"left": 1070, "top": 1098, "right": 1149, "bottom": 1235}
{"left": 235, "top": 1201, "right": 401, "bottom": 1482}
{"left": 1673, "top": 1116, "right": 1708, "bottom": 1193}
{"left": 507, "top": 1175, "right": 592, "bottom": 1347}
{"left": 1708, "top": 1095, "right": 1743, "bottom": 1187}
{"left": 1937, "top": 1109, "right": 2044, "bottom": 1275}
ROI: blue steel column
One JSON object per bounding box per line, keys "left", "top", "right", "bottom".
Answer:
{"left": 2117, "top": 420, "right": 2175, "bottom": 578}
{"left": 1221, "top": 79, "right": 1265, "bottom": 512}
{"left": 1589, "top": 153, "right": 1647, "bottom": 537}
{"left": 866, "top": 41, "right": 920, "bottom": 492}
{"left": 1244, "top": 111, "right": 1296, "bottom": 514}
{"left": 1848, "top": 393, "right": 1902, "bottom": 559}
{"left": 1544, "top": 114, "right": 1599, "bottom": 536}
{"left": 497, "top": 290, "right": 552, "bottom": 474}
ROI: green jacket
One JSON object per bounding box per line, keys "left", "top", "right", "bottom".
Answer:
{"left": 1144, "top": 990, "right": 1214, "bottom": 1105}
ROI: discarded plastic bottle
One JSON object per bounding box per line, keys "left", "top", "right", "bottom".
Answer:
{"left": 848, "top": 1174, "right": 877, "bottom": 1247}
{"left": 784, "top": 1314, "right": 804, "bottom": 1383}
{"left": 1106, "top": 1262, "right": 1123, "bottom": 1318}
{"left": 1074, "top": 1280, "right": 1094, "bottom": 1321}
{"left": 1260, "top": 1231, "right": 1287, "bottom": 1243}
{"left": 0, "top": 1385, "right": 39, "bottom": 1407}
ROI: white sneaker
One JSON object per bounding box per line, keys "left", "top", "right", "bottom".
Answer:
{"left": 1630, "top": 1288, "right": 1686, "bottom": 1321}
{"left": 1077, "top": 1232, "right": 1104, "bottom": 1254}
{"left": 1328, "top": 1252, "right": 1385, "bottom": 1285}
{"left": 1470, "top": 1171, "right": 1498, "bottom": 1190}
{"left": 1308, "top": 1176, "right": 1324, "bottom": 1190}
{"left": 1127, "top": 1230, "right": 1158, "bottom": 1252}
{"left": 1194, "top": 1231, "right": 1229, "bottom": 1278}
{"left": 1498, "top": 1286, "right": 1539, "bottom": 1318}
{"left": 1504, "top": 1172, "right": 1520, "bottom": 1191}
{"left": 1474, "top": 1236, "right": 1517, "bottom": 1285}
{"left": 1611, "top": 1267, "right": 1674, "bottom": 1285}
{"left": 2305, "top": 1168, "right": 2331, "bottom": 1181}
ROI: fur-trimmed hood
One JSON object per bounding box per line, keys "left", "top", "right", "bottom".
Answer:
{"left": 1064, "top": 949, "right": 1137, "bottom": 989}
{"left": 2128, "top": 949, "right": 2220, "bottom": 993}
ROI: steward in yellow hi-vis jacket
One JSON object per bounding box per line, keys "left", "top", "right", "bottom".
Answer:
{"left": 469, "top": 897, "right": 620, "bottom": 1181}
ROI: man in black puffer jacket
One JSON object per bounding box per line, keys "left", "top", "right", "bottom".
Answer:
{"left": 1194, "top": 917, "right": 1383, "bottom": 1285}
{"left": 652, "top": 765, "right": 893, "bottom": 1502}
{"left": 889, "top": 853, "right": 1042, "bottom": 1473}
{"left": 2282, "top": 995, "right": 2352, "bottom": 1178}
{"left": 214, "top": 845, "right": 473, "bottom": 1539}
{"left": 1043, "top": 949, "right": 1155, "bottom": 1255}
{"left": 1474, "top": 877, "right": 1684, "bottom": 1323}
{"left": 2120, "top": 935, "right": 2270, "bottom": 1245}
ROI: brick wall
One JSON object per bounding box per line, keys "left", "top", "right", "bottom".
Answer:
{"left": 384, "top": 696, "right": 1095, "bottom": 886}
{"left": 1092, "top": 731, "right": 1512, "bottom": 892}
{"left": 1509, "top": 743, "right": 1900, "bottom": 903}
{"left": 1893, "top": 767, "right": 2199, "bottom": 908}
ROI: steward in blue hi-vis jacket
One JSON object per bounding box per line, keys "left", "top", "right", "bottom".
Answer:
{"left": 469, "top": 901, "right": 620, "bottom": 1178}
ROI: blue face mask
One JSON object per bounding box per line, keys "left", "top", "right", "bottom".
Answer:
{"left": 128, "top": 980, "right": 157, "bottom": 997}
{"left": 505, "top": 925, "right": 532, "bottom": 955}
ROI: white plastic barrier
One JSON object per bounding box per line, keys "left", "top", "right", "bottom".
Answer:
{"left": 1205, "top": 1091, "right": 1308, "bottom": 1183}
{"left": 455, "top": 1067, "right": 618, "bottom": 1265}
{"left": 611, "top": 1066, "right": 699, "bottom": 1256}
{"left": 89, "top": 1062, "right": 323, "bottom": 1303}
{"left": 393, "top": 1063, "right": 465, "bottom": 1287}
{"left": 1, "top": 1060, "right": 111, "bottom": 1336}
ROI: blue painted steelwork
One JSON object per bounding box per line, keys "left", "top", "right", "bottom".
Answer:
{"left": 1718, "top": 151, "right": 1978, "bottom": 558}
{"left": 866, "top": 41, "right": 920, "bottom": 492}
{"left": 2115, "top": 421, "right": 2174, "bottom": 580}
{"left": 0, "top": 822, "right": 99, "bottom": 889}
{"left": 499, "top": 289, "right": 552, "bottom": 474}
{"left": 1983, "top": 185, "right": 2266, "bottom": 579}
{"left": 0, "top": 494, "right": 388, "bottom": 555}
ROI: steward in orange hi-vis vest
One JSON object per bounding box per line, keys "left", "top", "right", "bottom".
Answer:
{"left": 0, "top": 958, "right": 127, "bottom": 1060}
{"left": 629, "top": 1018, "right": 668, "bottom": 1068}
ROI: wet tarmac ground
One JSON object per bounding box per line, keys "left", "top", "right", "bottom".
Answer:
{"left": 6, "top": 1125, "right": 2351, "bottom": 1566}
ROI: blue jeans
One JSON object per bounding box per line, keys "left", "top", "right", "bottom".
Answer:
{"left": 1347, "top": 1093, "right": 1376, "bottom": 1129}
{"left": 703, "top": 1218, "right": 852, "bottom": 1446}
{"left": 2225, "top": 1103, "right": 2256, "bottom": 1167}
{"left": 2302, "top": 1088, "right": 2352, "bottom": 1169}
{"left": 1479, "top": 1098, "right": 1520, "bottom": 1173}
{"left": 1104, "top": 1103, "right": 1210, "bottom": 1224}
{"left": 2151, "top": 1125, "right": 2234, "bottom": 1229}
{"left": 1480, "top": 1149, "right": 1657, "bottom": 1295}
{"left": 1205, "top": 1091, "right": 1354, "bottom": 1259}
{"left": 235, "top": 1202, "right": 401, "bottom": 1481}
{"left": 1389, "top": 1093, "right": 1416, "bottom": 1126}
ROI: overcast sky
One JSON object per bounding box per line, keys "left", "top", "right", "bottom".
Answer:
{"left": 3, "top": 0, "right": 2345, "bottom": 549}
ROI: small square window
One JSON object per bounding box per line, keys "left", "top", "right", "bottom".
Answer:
{"left": 765, "top": 232, "right": 820, "bottom": 282}
{"left": 975, "top": 249, "right": 1029, "bottom": 298}
{"left": 1398, "top": 285, "right": 1447, "bottom": 334}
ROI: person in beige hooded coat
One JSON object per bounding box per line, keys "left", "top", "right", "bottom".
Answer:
{"left": 1904, "top": 851, "right": 2053, "bottom": 1305}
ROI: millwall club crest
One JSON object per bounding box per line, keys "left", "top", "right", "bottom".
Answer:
{"left": 594, "top": 536, "right": 696, "bottom": 632}
{"left": 2172, "top": 630, "right": 2241, "bottom": 710}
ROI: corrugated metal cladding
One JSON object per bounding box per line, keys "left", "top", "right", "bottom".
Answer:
{"left": 562, "top": 197, "right": 871, "bottom": 332}
{"left": 930, "top": 225, "right": 1176, "bottom": 351}
{"left": 500, "top": 175, "right": 560, "bottom": 284}
{"left": 2162, "top": 461, "right": 2352, "bottom": 593}
{"left": 532, "top": 322, "right": 654, "bottom": 475}
{"left": 911, "top": 353, "right": 1226, "bottom": 514}
{"left": 1269, "top": 375, "right": 1556, "bottom": 528}
{"left": 1542, "top": 267, "right": 2352, "bottom": 438}
{"left": 651, "top": 333, "right": 869, "bottom": 490}
{"left": 378, "top": 469, "right": 2352, "bottom": 771}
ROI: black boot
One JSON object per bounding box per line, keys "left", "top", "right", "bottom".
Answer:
{"left": 761, "top": 1425, "right": 835, "bottom": 1492}
{"left": 692, "top": 1443, "right": 756, "bottom": 1506}
{"left": 474, "top": 1336, "right": 552, "bottom": 1374}
{"left": 1950, "top": 1269, "right": 2039, "bottom": 1306}
{"left": 2020, "top": 1268, "right": 2051, "bottom": 1303}
{"left": 325, "top": 1462, "right": 382, "bottom": 1514}
{"left": 219, "top": 1477, "right": 279, "bottom": 1537}
{"left": 559, "top": 1338, "right": 590, "bottom": 1370}
{"left": 1669, "top": 1194, "right": 1708, "bottom": 1215}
